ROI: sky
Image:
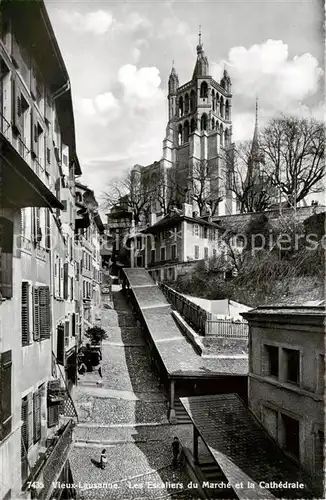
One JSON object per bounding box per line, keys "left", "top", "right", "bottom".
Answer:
{"left": 45, "top": 0, "right": 324, "bottom": 206}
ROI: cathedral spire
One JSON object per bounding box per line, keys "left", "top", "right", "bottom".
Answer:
{"left": 252, "top": 96, "right": 259, "bottom": 149}
{"left": 193, "top": 26, "right": 209, "bottom": 77}
{"left": 168, "top": 60, "right": 179, "bottom": 94}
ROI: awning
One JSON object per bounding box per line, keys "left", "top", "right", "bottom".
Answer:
{"left": 180, "top": 394, "right": 314, "bottom": 499}
{"left": 0, "top": 136, "right": 63, "bottom": 209}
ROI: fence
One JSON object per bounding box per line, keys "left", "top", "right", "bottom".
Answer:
{"left": 206, "top": 316, "right": 249, "bottom": 338}
{"left": 160, "top": 283, "right": 248, "bottom": 338}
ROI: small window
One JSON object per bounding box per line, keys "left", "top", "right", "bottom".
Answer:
{"left": 203, "top": 227, "right": 208, "bottom": 238}
{"left": 204, "top": 247, "right": 209, "bottom": 259}
{"left": 282, "top": 413, "right": 300, "bottom": 458}
{"left": 264, "top": 345, "right": 279, "bottom": 378}
{"left": 151, "top": 249, "right": 155, "bottom": 263}
{"left": 46, "top": 147, "right": 51, "bottom": 164}
{"left": 194, "top": 224, "right": 199, "bottom": 236}
{"left": 194, "top": 245, "right": 199, "bottom": 259}
{"left": 160, "top": 247, "right": 166, "bottom": 261}
{"left": 284, "top": 348, "right": 300, "bottom": 385}
{"left": 171, "top": 244, "right": 177, "bottom": 260}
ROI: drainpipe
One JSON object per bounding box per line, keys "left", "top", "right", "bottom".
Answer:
{"left": 52, "top": 80, "right": 71, "bottom": 102}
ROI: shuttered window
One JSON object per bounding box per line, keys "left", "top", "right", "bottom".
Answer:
{"left": 33, "top": 390, "right": 41, "bottom": 444}
{"left": 33, "top": 286, "right": 51, "bottom": 341}
{"left": 0, "top": 216, "right": 13, "bottom": 299}
{"left": 47, "top": 405, "right": 59, "bottom": 428}
{"left": 0, "top": 350, "right": 12, "bottom": 440}
{"left": 21, "top": 396, "right": 28, "bottom": 481}
{"left": 57, "top": 325, "right": 64, "bottom": 365}
{"left": 32, "top": 287, "right": 40, "bottom": 341}
{"left": 11, "top": 77, "right": 22, "bottom": 135}
{"left": 45, "top": 208, "right": 51, "bottom": 250}
{"left": 64, "top": 320, "right": 69, "bottom": 347}
{"left": 39, "top": 286, "right": 50, "bottom": 340}
{"left": 63, "top": 263, "right": 68, "bottom": 300}
{"left": 21, "top": 282, "right": 30, "bottom": 346}
{"left": 71, "top": 313, "right": 76, "bottom": 337}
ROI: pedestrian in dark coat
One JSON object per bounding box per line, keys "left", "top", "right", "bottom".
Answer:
{"left": 172, "top": 436, "right": 180, "bottom": 468}
{"left": 100, "top": 449, "right": 107, "bottom": 469}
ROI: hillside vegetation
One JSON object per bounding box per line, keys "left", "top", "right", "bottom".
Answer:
{"left": 173, "top": 213, "right": 325, "bottom": 308}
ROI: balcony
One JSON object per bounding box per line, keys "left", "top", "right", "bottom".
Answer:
{"left": 23, "top": 420, "right": 75, "bottom": 500}
{"left": 0, "top": 113, "right": 62, "bottom": 209}
{"left": 148, "top": 257, "right": 179, "bottom": 268}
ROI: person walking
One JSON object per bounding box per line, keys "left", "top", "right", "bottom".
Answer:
{"left": 100, "top": 449, "right": 107, "bottom": 469}
{"left": 172, "top": 436, "right": 180, "bottom": 468}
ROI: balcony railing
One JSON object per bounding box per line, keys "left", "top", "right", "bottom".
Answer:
{"left": 23, "top": 420, "right": 74, "bottom": 500}
{"left": 0, "top": 113, "right": 11, "bottom": 140}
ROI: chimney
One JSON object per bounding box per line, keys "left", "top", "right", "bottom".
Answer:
{"left": 182, "top": 203, "right": 193, "bottom": 218}
{"left": 149, "top": 213, "right": 157, "bottom": 226}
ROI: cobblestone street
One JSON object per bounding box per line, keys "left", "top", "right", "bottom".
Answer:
{"left": 70, "top": 288, "right": 201, "bottom": 499}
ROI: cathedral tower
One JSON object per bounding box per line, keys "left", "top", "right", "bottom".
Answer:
{"left": 162, "top": 29, "right": 235, "bottom": 216}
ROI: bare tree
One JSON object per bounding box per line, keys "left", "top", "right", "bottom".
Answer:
{"left": 227, "top": 141, "right": 274, "bottom": 213}
{"left": 261, "top": 115, "right": 325, "bottom": 206}
{"left": 102, "top": 168, "right": 153, "bottom": 224}
{"left": 173, "top": 159, "right": 224, "bottom": 216}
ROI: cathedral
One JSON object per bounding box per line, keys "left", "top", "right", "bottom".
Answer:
{"left": 132, "top": 32, "right": 236, "bottom": 221}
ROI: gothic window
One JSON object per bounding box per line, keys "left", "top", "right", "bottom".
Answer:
{"left": 200, "top": 114, "right": 208, "bottom": 131}
{"left": 190, "top": 90, "right": 196, "bottom": 111}
{"left": 211, "top": 118, "right": 215, "bottom": 130}
{"left": 220, "top": 124, "right": 224, "bottom": 146}
{"left": 184, "top": 121, "right": 189, "bottom": 143}
{"left": 185, "top": 93, "right": 189, "bottom": 114}
{"left": 200, "top": 81, "right": 208, "bottom": 98}
{"left": 225, "top": 129, "right": 229, "bottom": 146}
{"left": 190, "top": 118, "right": 196, "bottom": 133}
{"left": 225, "top": 100, "right": 230, "bottom": 120}
{"left": 178, "top": 124, "right": 182, "bottom": 145}
{"left": 220, "top": 97, "right": 224, "bottom": 118}
{"left": 212, "top": 90, "right": 215, "bottom": 111}
{"left": 216, "top": 94, "right": 220, "bottom": 114}
{"left": 178, "top": 96, "right": 183, "bottom": 117}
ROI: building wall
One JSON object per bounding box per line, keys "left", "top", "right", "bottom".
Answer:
{"left": 248, "top": 318, "right": 324, "bottom": 484}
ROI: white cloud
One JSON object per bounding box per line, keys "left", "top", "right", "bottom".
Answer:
{"left": 74, "top": 92, "right": 120, "bottom": 124}
{"left": 118, "top": 64, "right": 165, "bottom": 109}
{"left": 60, "top": 10, "right": 114, "bottom": 35}
{"left": 223, "top": 39, "right": 323, "bottom": 106}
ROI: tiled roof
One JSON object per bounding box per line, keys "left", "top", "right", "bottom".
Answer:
{"left": 142, "top": 212, "right": 220, "bottom": 233}
{"left": 180, "top": 394, "right": 314, "bottom": 499}
{"left": 124, "top": 269, "right": 248, "bottom": 377}
{"left": 242, "top": 303, "right": 326, "bottom": 319}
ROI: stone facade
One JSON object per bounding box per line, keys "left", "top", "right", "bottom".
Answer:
{"left": 131, "top": 35, "right": 236, "bottom": 220}
{"left": 242, "top": 304, "right": 325, "bottom": 495}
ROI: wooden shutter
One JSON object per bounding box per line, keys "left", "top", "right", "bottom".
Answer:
{"left": 47, "top": 405, "right": 59, "bottom": 428}
{"left": 33, "top": 390, "right": 41, "bottom": 444}
{"left": 0, "top": 350, "right": 12, "bottom": 440}
{"left": 57, "top": 325, "right": 64, "bottom": 365}
{"left": 30, "top": 107, "right": 38, "bottom": 158}
{"left": 27, "top": 392, "right": 33, "bottom": 448}
{"left": 0, "top": 216, "right": 13, "bottom": 299}
{"left": 64, "top": 320, "right": 69, "bottom": 347}
{"left": 21, "top": 282, "right": 30, "bottom": 346}
{"left": 71, "top": 313, "right": 76, "bottom": 337}
{"left": 32, "top": 287, "right": 40, "bottom": 341}
{"left": 60, "top": 260, "right": 64, "bottom": 299}
{"left": 39, "top": 286, "right": 50, "bottom": 340}
{"left": 11, "top": 76, "right": 22, "bottom": 135}
{"left": 21, "top": 396, "right": 28, "bottom": 480}
{"left": 45, "top": 209, "right": 51, "bottom": 250}
{"left": 63, "top": 263, "right": 68, "bottom": 300}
